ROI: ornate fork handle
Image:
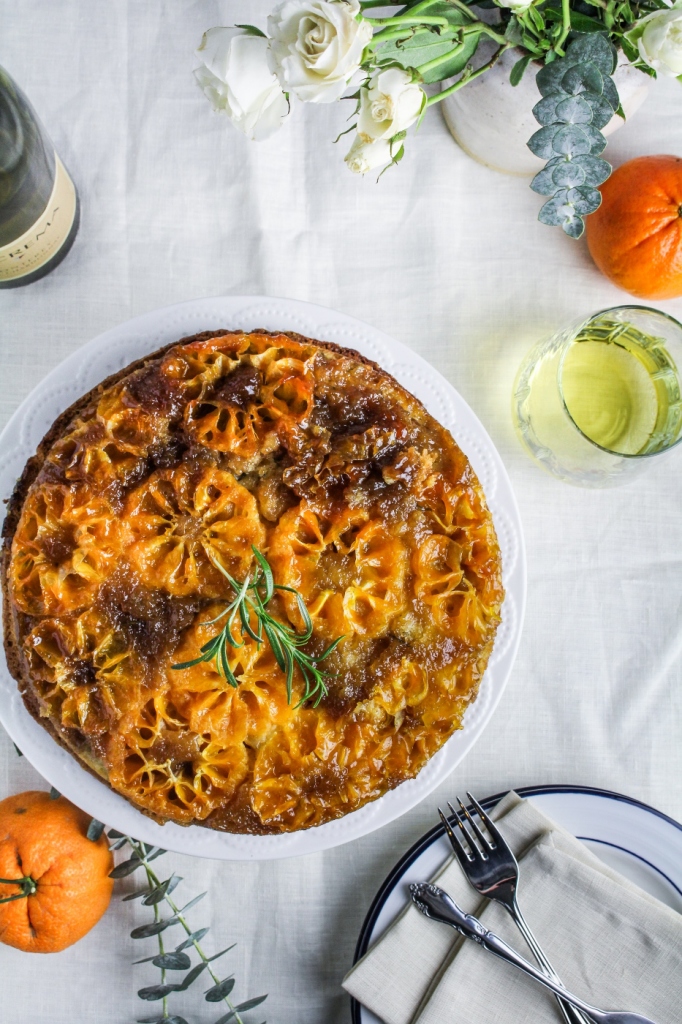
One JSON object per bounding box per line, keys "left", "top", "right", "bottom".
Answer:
{"left": 410, "top": 884, "right": 660, "bottom": 1024}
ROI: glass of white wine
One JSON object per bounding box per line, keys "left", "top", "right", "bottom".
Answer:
{"left": 512, "top": 306, "right": 682, "bottom": 487}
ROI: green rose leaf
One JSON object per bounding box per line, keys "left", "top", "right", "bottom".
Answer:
{"left": 510, "top": 53, "right": 533, "bottom": 87}
{"left": 235, "top": 24, "right": 267, "bottom": 38}
{"left": 555, "top": 94, "right": 593, "bottom": 124}
{"left": 562, "top": 62, "right": 604, "bottom": 97}
{"left": 568, "top": 11, "right": 607, "bottom": 34}
{"left": 379, "top": 31, "right": 480, "bottom": 83}
{"left": 621, "top": 36, "right": 640, "bottom": 63}
{"left": 376, "top": 3, "right": 480, "bottom": 83}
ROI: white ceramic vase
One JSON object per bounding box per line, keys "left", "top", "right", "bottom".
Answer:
{"left": 441, "top": 44, "right": 651, "bottom": 176}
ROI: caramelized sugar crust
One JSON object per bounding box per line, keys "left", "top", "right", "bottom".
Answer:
{"left": 2, "top": 331, "right": 504, "bottom": 834}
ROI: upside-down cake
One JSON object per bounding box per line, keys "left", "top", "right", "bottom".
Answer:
{"left": 2, "top": 331, "right": 504, "bottom": 833}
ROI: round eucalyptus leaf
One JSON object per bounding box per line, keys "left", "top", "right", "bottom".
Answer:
{"left": 536, "top": 60, "right": 573, "bottom": 97}
{"left": 562, "top": 214, "right": 586, "bottom": 238}
{"left": 572, "top": 153, "right": 611, "bottom": 186}
{"left": 205, "top": 976, "right": 236, "bottom": 1002}
{"left": 528, "top": 124, "right": 561, "bottom": 159}
{"left": 109, "top": 856, "right": 143, "bottom": 879}
{"left": 532, "top": 95, "right": 562, "bottom": 126}
{"left": 552, "top": 161, "right": 586, "bottom": 188}
{"left": 565, "top": 33, "right": 617, "bottom": 76}
{"left": 130, "top": 915, "right": 178, "bottom": 939}
{"left": 602, "top": 75, "right": 620, "bottom": 113}
{"left": 567, "top": 185, "right": 602, "bottom": 215}
{"left": 136, "top": 1017, "right": 189, "bottom": 1024}
{"left": 531, "top": 163, "right": 564, "bottom": 196}
{"left": 556, "top": 94, "right": 593, "bottom": 125}
{"left": 538, "top": 193, "right": 574, "bottom": 226}
{"left": 584, "top": 93, "right": 616, "bottom": 130}
{"left": 562, "top": 62, "right": 603, "bottom": 97}
{"left": 578, "top": 123, "right": 607, "bottom": 154}
{"left": 552, "top": 125, "right": 592, "bottom": 157}
{"left": 137, "top": 983, "right": 182, "bottom": 1001}
{"left": 151, "top": 951, "right": 192, "bottom": 971}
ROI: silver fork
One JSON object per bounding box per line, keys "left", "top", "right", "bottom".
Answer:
{"left": 438, "top": 793, "right": 591, "bottom": 1024}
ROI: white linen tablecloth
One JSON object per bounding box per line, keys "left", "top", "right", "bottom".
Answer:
{"left": 0, "top": 3, "right": 681, "bottom": 1022}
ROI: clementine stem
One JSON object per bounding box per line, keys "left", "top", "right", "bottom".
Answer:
{"left": 0, "top": 875, "right": 37, "bottom": 903}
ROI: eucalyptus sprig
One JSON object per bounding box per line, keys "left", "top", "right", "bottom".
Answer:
{"left": 528, "top": 33, "right": 618, "bottom": 237}
{"left": 172, "top": 547, "right": 343, "bottom": 708}
{"left": 106, "top": 829, "right": 267, "bottom": 1024}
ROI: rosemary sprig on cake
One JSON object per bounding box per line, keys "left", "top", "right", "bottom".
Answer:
{"left": 172, "top": 547, "right": 343, "bottom": 708}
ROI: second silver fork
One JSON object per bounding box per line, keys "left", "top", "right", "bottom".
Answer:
{"left": 439, "top": 793, "right": 591, "bottom": 1024}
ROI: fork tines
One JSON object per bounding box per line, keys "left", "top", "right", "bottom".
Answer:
{"left": 438, "top": 792, "right": 500, "bottom": 863}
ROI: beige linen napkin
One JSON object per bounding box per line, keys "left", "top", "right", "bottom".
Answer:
{"left": 343, "top": 793, "right": 682, "bottom": 1024}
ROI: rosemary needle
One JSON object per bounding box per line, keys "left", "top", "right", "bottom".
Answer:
{"left": 172, "top": 546, "right": 344, "bottom": 708}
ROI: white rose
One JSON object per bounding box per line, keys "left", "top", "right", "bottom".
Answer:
{"left": 494, "top": 0, "right": 534, "bottom": 13}
{"left": 344, "top": 134, "right": 392, "bottom": 175}
{"left": 194, "top": 28, "right": 289, "bottom": 141}
{"left": 357, "top": 68, "right": 425, "bottom": 141}
{"left": 634, "top": 4, "right": 682, "bottom": 77}
{"left": 268, "top": 0, "right": 373, "bottom": 103}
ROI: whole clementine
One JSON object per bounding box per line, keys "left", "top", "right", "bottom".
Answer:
{"left": 0, "top": 790, "right": 113, "bottom": 952}
{"left": 586, "top": 155, "right": 682, "bottom": 300}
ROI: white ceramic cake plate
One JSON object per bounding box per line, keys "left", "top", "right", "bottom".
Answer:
{"left": 0, "top": 296, "right": 526, "bottom": 860}
{"left": 352, "top": 785, "right": 682, "bottom": 1024}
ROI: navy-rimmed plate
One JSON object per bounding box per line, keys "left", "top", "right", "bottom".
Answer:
{"left": 350, "top": 785, "right": 682, "bottom": 1024}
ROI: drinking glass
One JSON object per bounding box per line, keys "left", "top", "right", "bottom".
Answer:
{"left": 512, "top": 306, "right": 682, "bottom": 487}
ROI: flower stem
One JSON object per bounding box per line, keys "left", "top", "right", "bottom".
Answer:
{"left": 426, "top": 43, "right": 510, "bottom": 103}
{"left": 366, "top": 14, "right": 450, "bottom": 27}
{"left": 416, "top": 40, "right": 469, "bottom": 75}
{"left": 556, "top": 0, "right": 572, "bottom": 53}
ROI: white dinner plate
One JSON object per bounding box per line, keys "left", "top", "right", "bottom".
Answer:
{"left": 351, "top": 784, "right": 682, "bottom": 1024}
{"left": 0, "top": 296, "right": 526, "bottom": 860}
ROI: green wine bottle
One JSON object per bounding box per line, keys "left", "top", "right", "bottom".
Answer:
{"left": 0, "top": 65, "right": 79, "bottom": 288}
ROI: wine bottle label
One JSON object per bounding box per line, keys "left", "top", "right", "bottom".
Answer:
{"left": 0, "top": 155, "right": 77, "bottom": 282}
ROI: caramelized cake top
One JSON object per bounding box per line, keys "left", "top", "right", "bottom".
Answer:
{"left": 3, "top": 331, "right": 503, "bottom": 833}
